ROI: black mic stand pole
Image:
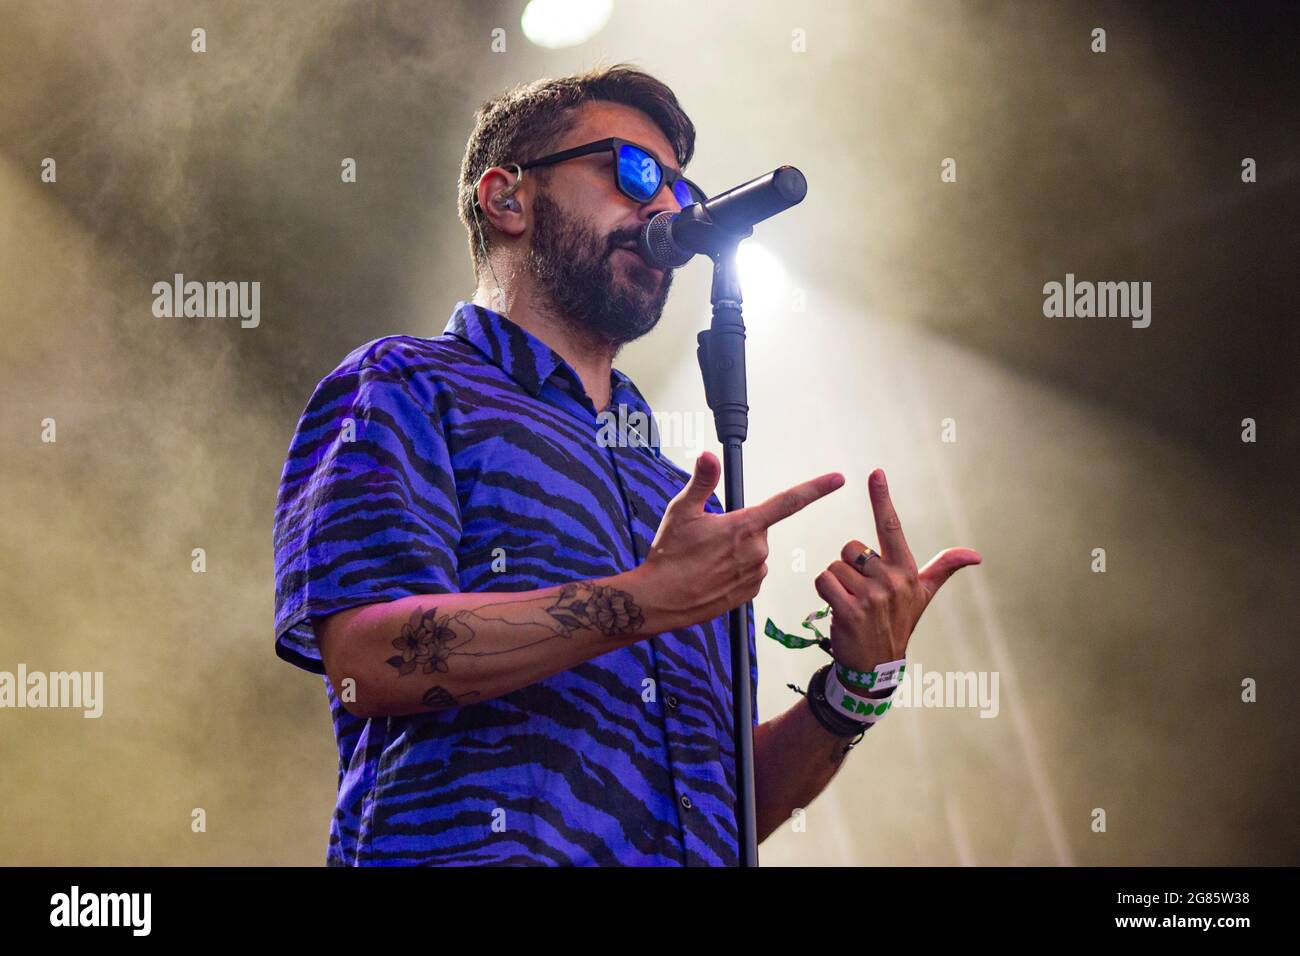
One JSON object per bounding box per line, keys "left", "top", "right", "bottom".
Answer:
{"left": 663, "top": 164, "right": 804, "bottom": 866}
{"left": 695, "top": 227, "right": 758, "bottom": 867}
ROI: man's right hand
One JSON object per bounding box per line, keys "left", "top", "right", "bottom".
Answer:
{"left": 632, "top": 451, "right": 845, "bottom": 633}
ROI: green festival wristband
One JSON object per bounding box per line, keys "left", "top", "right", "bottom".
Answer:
{"left": 836, "top": 660, "right": 907, "bottom": 694}
{"left": 765, "top": 606, "right": 908, "bottom": 696}
{"left": 763, "top": 604, "right": 833, "bottom": 651}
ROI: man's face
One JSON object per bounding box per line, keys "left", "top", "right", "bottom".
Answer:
{"left": 522, "top": 102, "right": 693, "bottom": 348}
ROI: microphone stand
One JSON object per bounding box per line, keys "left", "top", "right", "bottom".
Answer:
{"left": 655, "top": 164, "right": 805, "bottom": 866}
{"left": 694, "top": 224, "right": 757, "bottom": 867}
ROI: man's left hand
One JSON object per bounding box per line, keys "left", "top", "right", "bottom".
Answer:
{"left": 814, "top": 468, "right": 982, "bottom": 677}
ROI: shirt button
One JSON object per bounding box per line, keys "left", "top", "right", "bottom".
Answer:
{"left": 679, "top": 794, "right": 693, "bottom": 811}
{"left": 665, "top": 694, "right": 678, "bottom": 709}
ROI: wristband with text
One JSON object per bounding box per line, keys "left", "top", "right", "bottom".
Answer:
{"left": 824, "top": 664, "right": 898, "bottom": 725}
{"left": 836, "top": 658, "right": 907, "bottom": 694}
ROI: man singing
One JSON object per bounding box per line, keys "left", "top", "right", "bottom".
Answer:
{"left": 272, "top": 64, "right": 980, "bottom": 866}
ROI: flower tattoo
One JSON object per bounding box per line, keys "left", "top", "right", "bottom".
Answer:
{"left": 386, "top": 607, "right": 475, "bottom": 676}
{"left": 546, "top": 583, "right": 644, "bottom": 637}
{"left": 380, "top": 583, "right": 644, "bottom": 713}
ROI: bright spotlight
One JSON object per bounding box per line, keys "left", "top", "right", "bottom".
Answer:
{"left": 735, "top": 242, "right": 789, "bottom": 313}
{"left": 521, "top": 0, "right": 614, "bottom": 49}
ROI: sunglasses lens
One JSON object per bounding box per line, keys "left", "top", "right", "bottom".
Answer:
{"left": 672, "top": 179, "right": 704, "bottom": 207}
{"left": 617, "top": 143, "right": 662, "bottom": 202}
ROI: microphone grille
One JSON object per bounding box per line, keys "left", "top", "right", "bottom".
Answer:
{"left": 640, "top": 212, "right": 694, "bottom": 269}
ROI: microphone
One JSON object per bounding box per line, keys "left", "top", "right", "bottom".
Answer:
{"left": 638, "top": 165, "right": 807, "bottom": 269}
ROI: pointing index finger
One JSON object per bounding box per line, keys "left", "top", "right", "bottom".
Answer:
{"left": 747, "top": 472, "right": 845, "bottom": 529}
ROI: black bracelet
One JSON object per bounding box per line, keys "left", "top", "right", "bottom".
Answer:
{"left": 804, "top": 664, "right": 870, "bottom": 740}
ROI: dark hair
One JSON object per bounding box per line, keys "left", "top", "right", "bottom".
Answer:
{"left": 456, "top": 62, "right": 696, "bottom": 278}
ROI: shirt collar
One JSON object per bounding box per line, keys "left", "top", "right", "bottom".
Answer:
{"left": 443, "top": 301, "right": 653, "bottom": 423}
{"left": 444, "top": 300, "right": 569, "bottom": 397}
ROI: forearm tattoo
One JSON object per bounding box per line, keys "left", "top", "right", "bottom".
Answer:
{"left": 385, "top": 582, "right": 644, "bottom": 710}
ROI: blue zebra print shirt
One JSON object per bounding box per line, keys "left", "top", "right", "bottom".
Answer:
{"left": 273, "top": 300, "right": 758, "bottom": 866}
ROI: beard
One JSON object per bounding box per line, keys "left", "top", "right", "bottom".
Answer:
{"left": 524, "top": 190, "right": 674, "bottom": 349}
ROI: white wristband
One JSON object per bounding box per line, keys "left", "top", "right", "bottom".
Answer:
{"left": 836, "top": 658, "right": 907, "bottom": 693}
{"left": 823, "top": 665, "right": 897, "bottom": 725}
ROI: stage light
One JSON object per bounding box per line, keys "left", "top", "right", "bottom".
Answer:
{"left": 521, "top": 0, "right": 614, "bottom": 49}
{"left": 735, "top": 242, "right": 788, "bottom": 312}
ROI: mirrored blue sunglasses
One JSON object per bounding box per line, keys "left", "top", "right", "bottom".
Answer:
{"left": 518, "top": 137, "right": 706, "bottom": 208}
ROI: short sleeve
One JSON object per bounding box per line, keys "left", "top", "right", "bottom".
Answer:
{"left": 273, "top": 344, "right": 462, "bottom": 674}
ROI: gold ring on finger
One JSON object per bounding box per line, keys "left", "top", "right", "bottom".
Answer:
{"left": 854, "top": 547, "right": 880, "bottom": 571}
